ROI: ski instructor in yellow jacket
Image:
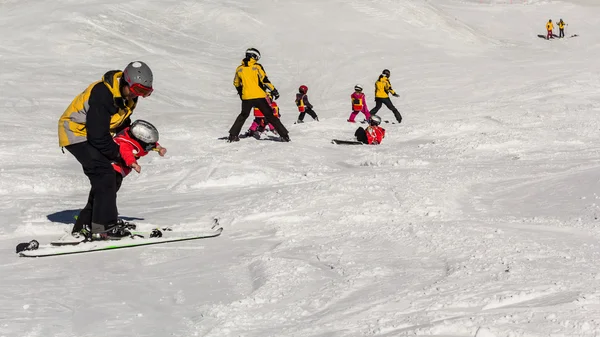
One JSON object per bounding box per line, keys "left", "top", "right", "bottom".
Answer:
{"left": 57, "top": 61, "right": 154, "bottom": 239}
{"left": 369, "top": 69, "right": 402, "bottom": 124}
{"left": 228, "top": 48, "right": 290, "bottom": 142}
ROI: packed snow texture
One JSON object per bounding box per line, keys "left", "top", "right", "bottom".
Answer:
{"left": 1, "top": 0, "right": 600, "bottom": 336}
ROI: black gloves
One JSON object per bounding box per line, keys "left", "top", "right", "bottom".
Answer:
{"left": 271, "top": 88, "right": 280, "bottom": 100}
{"left": 392, "top": 93, "right": 400, "bottom": 98}
{"left": 236, "top": 86, "right": 243, "bottom": 99}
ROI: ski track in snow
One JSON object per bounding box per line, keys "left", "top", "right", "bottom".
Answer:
{"left": 2, "top": 0, "right": 600, "bottom": 336}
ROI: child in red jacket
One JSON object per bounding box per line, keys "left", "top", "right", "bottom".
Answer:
{"left": 355, "top": 115, "right": 385, "bottom": 144}
{"left": 72, "top": 120, "right": 167, "bottom": 235}
{"left": 246, "top": 91, "right": 280, "bottom": 138}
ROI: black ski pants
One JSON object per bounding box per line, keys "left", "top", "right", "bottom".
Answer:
{"left": 559, "top": 28, "right": 565, "bottom": 38}
{"left": 298, "top": 108, "right": 318, "bottom": 121}
{"left": 370, "top": 97, "right": 402, "bottom": 123}
{"left": 355, "top": 127, "right": 369, "bottom": 144}
{"left": 66, "top": 141, "right": 118, "bottom": 228}
{"left": 72, "top": 172, "right": 123, "bottom": 233}
{"left": 229, "top": 98, "right": 289, "bottom": 138}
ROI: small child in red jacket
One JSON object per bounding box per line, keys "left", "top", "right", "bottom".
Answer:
{"left": 71, "top": 120, "right": 167, "bottom": 235}
{"left": 246, "top": 91, "right": 280, "bottom": 138}
{"left": 111, "top": 119, "right": 167, "bottom": 176}
{"left": 355, "top": 115, "right": 385, "bottom": 144}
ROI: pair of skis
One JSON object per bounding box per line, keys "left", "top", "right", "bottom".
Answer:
{"left": 16, "top": 219, "right": 223, "bottom": 258}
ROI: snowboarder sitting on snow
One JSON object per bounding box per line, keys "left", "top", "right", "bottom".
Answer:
{"left": 245, "top": 90, "right": 280, "bottom": 138}
{"left": 370, "top": 69, "right": 402, "bottom": 124}
{"left": 558, "top": 19, "right": 567, "bottom": 38}
{"left": 546, "top": 19, "right": 554, "bottom": 40}
{"left": 348, "top": 84, "right": 371, "bottom": 123}
{"left": 355, "top": 115, "right": 385, "bottom": 145}
{"left": 72, "top": 120, "right": 167, "bottom": 238}
{"left": 295, "top": 85, "right": 319, "bottom": 123}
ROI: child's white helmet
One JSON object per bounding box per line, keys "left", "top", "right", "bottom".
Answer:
{"left": 354, "top": 84, "right": 363, "bottom": 91}
{"left": 369, "top": 115, "right": 382, "bottom": 126}
{"left": 130, "top": 120, "right": 159, "bottom": 144}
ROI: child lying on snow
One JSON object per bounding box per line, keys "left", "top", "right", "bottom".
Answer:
{"left": 355, "top": 115, "right": 385, "bottom": 145}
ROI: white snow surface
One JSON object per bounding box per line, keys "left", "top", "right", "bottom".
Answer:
{"left": 1, "top": 0, "right": 600, "bottom": 336}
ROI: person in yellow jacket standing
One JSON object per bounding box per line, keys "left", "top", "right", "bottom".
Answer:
{"left": 558, "top": 19, "right": 567, "bottom": 38}
{"left": 369, "top": 69, "right": 402, "bottom": 124}
{"left": 546, "top": 19, "right": 554, "bottom": 40}
{"left": 228, "top": 48, "right": 290, "bottom": 142}
{"left": 57, "top": 61, "right": 154, "bottom": 239}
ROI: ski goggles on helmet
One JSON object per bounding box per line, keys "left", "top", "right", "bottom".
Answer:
{"left": 129, "top": 83, "right": 153, "bottom": 97}
{"left": 139, "top": 141, "right": 156, "bottom": 152}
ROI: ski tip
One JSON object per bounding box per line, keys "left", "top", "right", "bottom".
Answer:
{"left": 211, "top": 218, "right": 221, "bottom": 230}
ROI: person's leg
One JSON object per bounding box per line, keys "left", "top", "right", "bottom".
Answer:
{"left": 65, "top": 143, "right": 94, "bottom": 234}
{"left": 382, "top": 98, "right": 402, "bottom": 123}
{"left": 297, "top": 111, "right": 306, "bottom": 122}
{"left": 348, "top": 111, "right": 359, "bottom": 122}
{"left": 370, "top": 98, "right": 383, "bottom": 115}
{"left": 306, "top": 109, "right": 319, "bottom": 121}
{"left": 228, "top": 100, "right": 253, "bottom": 140}
{"left": 256, "top": 98, "right": 290, "bottom": 140}
{"left": 66, "top": 142, "right": 118, "bottom": 234}
{"left": 89, "top": 161, "right": 118, "bottom": 232}
{"left": 355, "top": 127, "right": 368, "bottom": 144}
{"left": 72, "top": 189, "right": 93, "bottom": 234}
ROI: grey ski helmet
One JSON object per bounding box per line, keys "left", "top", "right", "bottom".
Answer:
{"left": 130, "top": 120, "right": 159, "bottom": 146}
{"left": 370, "top": 115, "right": 382, "bottom": 126}
{"left": 245, "top": 48, "right": 261, "bottom": 61}
{"left": 123, "top": 61, "right": 153, "bottom": 91}
{"left": 382, "top": 69, "right": 391, "bottom": 78}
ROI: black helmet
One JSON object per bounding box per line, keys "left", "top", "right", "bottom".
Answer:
{"left": 245, "top": 48, "right": 261, "bottom": 61}
{"left": 382, "top": 69, "right": 391, "bottom": 78}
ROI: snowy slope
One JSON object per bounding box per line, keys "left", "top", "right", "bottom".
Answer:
{"left": 2, "top": 0, "right": 600, "bottom": 336}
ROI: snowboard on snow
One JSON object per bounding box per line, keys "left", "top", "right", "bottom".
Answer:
{"left": 16, "top": 219, "right": 223, "bottom": 257}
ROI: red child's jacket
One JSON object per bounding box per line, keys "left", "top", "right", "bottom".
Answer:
{"left": 253, "top": 100, "right": 279, "bottom": 118}
{"left": 366, "top": 125, "right": 385, "bottom": 145}
{"left": 111, "top": 127, "right": 159, "bottom": 177}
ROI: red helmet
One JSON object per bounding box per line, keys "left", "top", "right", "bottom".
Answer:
{"left": 299, "top": 85, "right": 308, "bottom": 94}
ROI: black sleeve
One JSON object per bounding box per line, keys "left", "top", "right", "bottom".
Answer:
{"left": 86, "top": 84, "right": 121, "bottom": 161}
{"left": 303, "top": 95, "right": 313, "bottom": 109}
{"left": 112, "top": 117, "right": 132, "bottom": 134}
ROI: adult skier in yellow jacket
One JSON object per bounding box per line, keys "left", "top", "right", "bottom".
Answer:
{"left": 228, "top": 48, "right": 290, "bottom": 142}
{"left": 57, "top": 61, "right": 154, "bottom": 239}
{"left": 558, "top": 19, "right": 567, "bottom": 38}
{"left": 369, "top": 69, "right": 402, "bottom": 123}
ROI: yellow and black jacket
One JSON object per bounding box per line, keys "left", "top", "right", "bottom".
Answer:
{"left": 58, "top": 70, "right": 137, "bottom": 160}
{"left": 233, "top": 58, "right": 275, "bottom": 100}
{"left": 374, "top": 76, "right": 397, "bottom": 99}
{"left": 558, "top": 21, "right": 566, "bottom": 29}
{"left": 546, "top": 21, "right": 554, "bottom": 31}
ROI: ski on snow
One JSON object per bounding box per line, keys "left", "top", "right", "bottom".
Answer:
{"left": 331, "top": 139, "right": 363, "bottom": 145}
{"left": 16, "top": 218, "right": 223, "bottom": 258}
